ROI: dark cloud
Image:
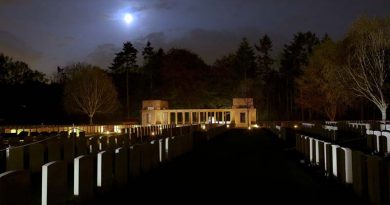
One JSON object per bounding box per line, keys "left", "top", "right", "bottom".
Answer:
{"left": 154, "top": 0, "right": 177, "bottom": 10}
{"left": 86, "top": 44, "right": 120, "bottom": 69}
{"left": 127, "top": 0, "right": 178, "bottom": 12}
{"left": 0, "top": 30, "right": 42, "bottom": 64}
{"left": 169, "top": 28, "right": 289, "bottom": 64}
{"left": 171, "top": 29, "right": 239, "bottom": 63}
{"left": 0, "top": 0, "right": 27, "bottom": 5}
{"left": 135, "top": 32, "right": 168, "bottom": 48}
{"left": 1, "top": 0, "right": 389, "bottom": 74}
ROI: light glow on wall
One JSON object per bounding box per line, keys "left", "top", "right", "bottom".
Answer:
{"left": 6, "top": 148, "right": 9, "bottom": 160}
{"left": 324, "top": 142, "right": 330, "bottom": 172}
{"left": 343, "top": 147, "right": 353, "bottom": 183}
{"left": 315, "top": 140, "right": 320, "bottom": 165}
{"left": 201, "top": 124, "right": 206, "bottom": 130}
{"left": 97, "top": 151, "right": 104, "bottom": 187}
{"left": 331, "top": 144, "right": 339, "bottom": 177}
{"left": 165, "top": 138, "right": 169, "bottom": 157}
{"left": 74, "top": 156, "right": 81, "bottom": 196}
{"left": 159, "top": 139, "right": 163, "bottom": 162}
{"left": 42, "top": 162, "right": 50, "bottom": 205}
{"left": 309, "top": 138, "right": 313, "bottom": 162}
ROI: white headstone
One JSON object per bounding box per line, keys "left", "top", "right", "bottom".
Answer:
{"left": 129, "top": 145, "right": 141, "bottom": 177}
{"left": 6, "top": 146, "right": 24, "bottom": 171}
{"left": 47, "top": 140, "right": 61, "bottom": 162}
{"left": 331, "top": 144, "right": 340, "bottom": 177}
{"left": 74, "top": 155, "right": 93, "bottom": 204}
{"left": 0, "top": 170, "right": 30, "bottom": 204}
{"left": 342, "top": 148, "right": 353, "bottom": 184}
{"left": 97, "top": 151, "right": 113, "bottom": 193}
{"left": 29, "top": 143, "right": 44, "bottom": 173}
{"left": 115, "top": 147, "right": 128, "bottom": 186}
{"left": 42, "top": 161, "right": 67, "bottom": 205}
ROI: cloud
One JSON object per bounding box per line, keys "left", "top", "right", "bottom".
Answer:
{"left": 86, "top": 44, "right": 120, "bottom": 69}
{"left": 123, "top": 0, "right": 177, "bottom": 12}
{"left": 132, "top": 28, "right": 289, "bottom": 65}
{"left": 153, "top": 0, "right": 177, "bottom": 10}
{"left": 170, "top": 28, "right": 288, "bottom": 64}
{"left": 0, "top": 0, "right": 27, "bottom": 5}
{"left": 0, "top": 30, "right": 42, "bottom": 64}
{"left": 134, "top": 32, "right": 168, "bottom": 48}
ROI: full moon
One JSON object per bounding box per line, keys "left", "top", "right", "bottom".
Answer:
{"left": 124, "top": 13, "right": 133, "bottom": 24}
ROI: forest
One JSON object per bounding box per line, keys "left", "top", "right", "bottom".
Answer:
{"left": 0, "top": 17, "right": 389, "bottom": 125}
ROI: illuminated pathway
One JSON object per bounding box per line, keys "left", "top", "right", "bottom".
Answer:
{"left": 95, "top": 129, "right": 367, "bottom": 204}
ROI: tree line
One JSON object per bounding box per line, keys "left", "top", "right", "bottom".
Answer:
{"left": 0, "top": 16, "right": 389, "bottom": 124}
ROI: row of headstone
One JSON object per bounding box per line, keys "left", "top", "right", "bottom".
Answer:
{"left": 366, "top": 130, "right": 390, "bottom": 154}
{"left": 0, "top": 124, "right": 211, "bottom": 205}
{"left": 1, "top": 132, "right": 134, "bottom": 174}
{"left": 0, "top": 124, "right": 183, "bottom": 175}
{"left": 349, "top": 122, "right": 371, "bottom": 130}
{"left": 325, "top": 121, "right": 337, "bottom": 126}
{"left": 302, "top": 122, "right": 315, "bottom": 128}
{"left": 296, "top": 134, "right": 390, "bottom": 205}
{"left": 296, "top": 123, "right": 338, "bottom": 142}
{"left": 296, "top": 135, "right": 353, "bottom": 183}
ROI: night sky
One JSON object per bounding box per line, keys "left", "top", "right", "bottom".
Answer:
{"left": 0, "top": 0, "right": 389, "bottom": 74}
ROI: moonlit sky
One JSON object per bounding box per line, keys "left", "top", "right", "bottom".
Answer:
{"left": 0, "top": 0, "right": 389, "bottom": 74}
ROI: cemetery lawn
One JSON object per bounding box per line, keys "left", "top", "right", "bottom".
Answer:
{"left": 94, "top": 129, "right": 367, "bottom": 204}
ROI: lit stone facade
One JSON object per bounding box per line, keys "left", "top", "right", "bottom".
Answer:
{"left": 141, "top": 98, "right": 256, "bottom": 128}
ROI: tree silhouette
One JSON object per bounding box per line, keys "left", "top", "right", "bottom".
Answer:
{"left": 255, "top": 35, "right": 274, "bottom": 79}
{"left": 279, "top": 32, "right": 320, "bottom": 119}
{"left": 64, "top": 63, "right": 119, "bottom": 124}
{"left": 110, "top": 42, "right": 138, "bottom": 119}
{"left": 255, "top": 35, "right": 275, "bottom": 120}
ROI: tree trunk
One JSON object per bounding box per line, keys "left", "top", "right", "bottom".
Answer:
{"left": 89, "top": 115, "right": 93, "bottom": 125}
{"left": 126, "top": 69, "right": 130, "bottom": 119}
{"left": 286, "top": 79, "right": 289, "bottom": 120}
{"left": 380, "top": 106, "right": 387, "bottom": 121}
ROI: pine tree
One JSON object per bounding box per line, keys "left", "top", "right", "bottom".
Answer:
{"left": 255, "top": 34, "right": 274, "bottom": 80}
{"left": 110, "top": 41, "right": 138, "bottom": 119}
{"left": 142, "top": 41, "right": 155, "bottom": 92}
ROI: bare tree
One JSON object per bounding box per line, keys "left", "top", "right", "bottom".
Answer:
{"left": 343, "top": 17, "right": 390, "bottom": 121}
{"left": 64, "top": 63, "right": 119, "bottom": 124}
